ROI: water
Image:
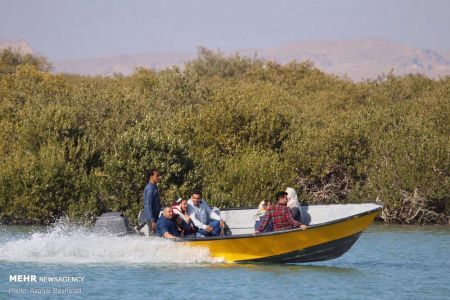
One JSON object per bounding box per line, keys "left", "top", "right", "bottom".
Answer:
{"left": 1, "top": 223, "right": 449, "bottom": 300}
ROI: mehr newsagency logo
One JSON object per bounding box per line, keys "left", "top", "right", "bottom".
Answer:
{"left": 8, "top": 274, "right": 84, "bottom": 295}
{"left": 9, "top": 274, "right": 84, "bottom": 283}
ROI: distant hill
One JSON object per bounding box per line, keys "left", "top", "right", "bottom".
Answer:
{"left": 240, "top": 39, "right": 450, "bottom": 80}
{"left": 2, "top": 38, "right": 449, "bottom": 80}
{"left": 444, "top": 51, "right": 450, "bottom": 62}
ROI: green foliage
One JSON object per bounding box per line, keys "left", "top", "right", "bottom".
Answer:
{"left": 0, "top": 49, "right": 448, "bottom": 224}
{"left": 100, "top": 118, "right": 197, "bottom": 221}
{"left": 186, "top": 47, "right": 260, "bottom": 78}
{"left": 0, "top": 142, "right": 98, "bottom": 224}
{"left": 203, "top": 149, "right": 291, "bottom": 208}
{"left": 0, "top": 48, "right": 51, "bottom": 75}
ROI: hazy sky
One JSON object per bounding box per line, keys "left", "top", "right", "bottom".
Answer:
{"left": 1, "top": 0, "right": 449, "bottom": 59}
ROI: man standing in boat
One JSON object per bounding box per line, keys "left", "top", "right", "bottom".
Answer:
{"left": 254, "top": 191, "right": 307, "bottom": 234}
{"left": 143, "top": 168, "right": 161, "bottom": 235}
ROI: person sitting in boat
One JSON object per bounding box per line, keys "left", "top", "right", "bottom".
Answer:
{"left": 286, "top": 187, "right": 302, "bottom": 222}
{"left": 156, "top": 207, "right": 180, "bottom": 239}
{"left": 254, "top": 191, "right": 307, "bottom": 234}
{"left": 172, "top": 198, "right": 197, "bottom": 236}
{"left": 254, "top": 200, "right": 273, "bottom": 233}
{"left": 187, "top": 189, "right": 225, "bottom": 237}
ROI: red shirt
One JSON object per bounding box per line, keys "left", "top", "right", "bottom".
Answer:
{"left": 257, "top": 203, "right": 300, "bottom": 232}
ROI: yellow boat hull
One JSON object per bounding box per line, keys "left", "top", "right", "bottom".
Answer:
{"left": 183, "top": 208, "right": 380, "bottom": 263}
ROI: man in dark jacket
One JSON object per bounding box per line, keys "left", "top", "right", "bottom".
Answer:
{"left": 156, "top": 207, "right": 180, "bottom": 239}
{"left": 144, "top": 168, "right": 161, "bottom": 235}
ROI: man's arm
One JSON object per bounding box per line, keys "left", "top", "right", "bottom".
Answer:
{"left": 143, "top": 186, "right": 154, "bottom": 222}
{"left": 163, "top": 232, "right": 177, "bottom": 239}
{"left": 187, "top": 205, "right": 208, "bottom": 230}
{"left": 256, "top": 212, "right": 271, "bottom": 233}
{"left": 159, "top": 225, "right": 176, "bottom": 239}
{"left": 286, "top": 208, "right": 302, "bottom": 228}
{"left": 205, "top": 201, "right": 221, "bottom": 221}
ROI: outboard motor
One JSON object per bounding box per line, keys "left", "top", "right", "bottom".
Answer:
{"left": 94, "top": 212, "right": 133, "bottom": 236}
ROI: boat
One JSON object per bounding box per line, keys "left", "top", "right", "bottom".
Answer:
{"left": 95, "top": 203, "right": 381, "bottom": 264}
{"left": 183, "top": 203, "right": 381, "bottom": 263}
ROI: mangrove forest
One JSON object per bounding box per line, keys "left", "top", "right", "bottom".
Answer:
{"left": 0, "top": 48, "right": 449, "bottom": 225}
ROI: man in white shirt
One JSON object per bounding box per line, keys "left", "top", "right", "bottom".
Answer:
{"left": 187, "top": 189, "right": 224, "bottom": 237}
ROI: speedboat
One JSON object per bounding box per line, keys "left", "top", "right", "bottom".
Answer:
{"left": 95, "top": 203, "right": 381, "bottom": 263}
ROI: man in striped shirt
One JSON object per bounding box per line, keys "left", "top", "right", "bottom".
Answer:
{"left": 254, "top": 191, "right": 307, "bottom": 234}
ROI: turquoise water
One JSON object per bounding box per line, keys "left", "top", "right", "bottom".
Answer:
{"left": 1, "top": 224, "right": 449, "bottom": 299}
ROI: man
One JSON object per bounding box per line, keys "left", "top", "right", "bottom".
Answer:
{"left": 254, "top": 191, "right": 307, "bottom": 234}
{"left": 187, "top": 189, "right": 225, "bottom": 237}
{"left": 156, "top": 207, "right": 180, "bottom": 239}
{"left": 143, "top": 168, "right": 161, "bottom": 235}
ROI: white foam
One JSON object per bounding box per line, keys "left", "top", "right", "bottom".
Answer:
{"left": 0, "top": 223, "right": 221, "bottom": 265}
